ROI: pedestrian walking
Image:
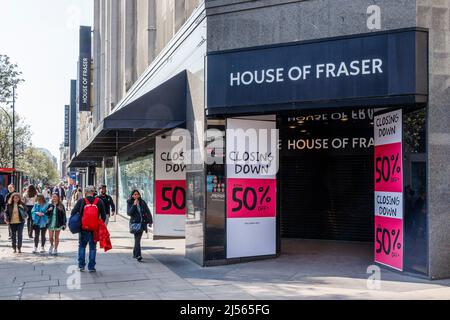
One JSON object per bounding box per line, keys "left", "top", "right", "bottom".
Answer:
{"left": 23, "top": 185, "right": 38, "bottom": 238}
{"left": 66, "top": 186, "right": 73, "bottom": 210}
{"left": 31, "top": 195, "right": 49, "bottom": 254}
{"left": 127, "top": 190, "right": 153, "bottom": 262}
{"left": 98, "top": 185, "right": 115, "bottom": 226}
{"left": 71, "top": 186, "right": 81, "bottom": 202}
{"left": 42, "top": 185, "right": 51, "bottom": 203}
{"left": 5, "top": 193, "right": 27, "bottom": 253}
{"left": 71, "top": 186, "right": 106, "bottom": 272}
{"left": 46, "top": 193, "right": 67, "bottom": 256}
{"left": 51, "top": 183, "right": 66, "bottom": 201}
{"left": 5, "top": 184, "right": 15, "bottom": 240}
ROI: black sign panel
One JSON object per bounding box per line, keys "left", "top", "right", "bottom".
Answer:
{"left": 79, "top": 26, "right": 91, "bottom": 112}
{"left": 64, "top": 105, "right": 70, "bottom": 147}
{"left": 207, "top": 29, "right": 428, "bottom": 112}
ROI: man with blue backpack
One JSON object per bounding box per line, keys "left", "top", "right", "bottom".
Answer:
{"left": 70, "top": 186, "right": 106, "bottom": 272}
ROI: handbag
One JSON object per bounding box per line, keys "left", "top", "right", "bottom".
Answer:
{"left": 130, "top": 222, "right": 142, "bottom": 234}
{"left": 68, "top": 213, "right": 82, "bottom": 234}
{"left": 19, "top": 207, "right": 28, "bottom": 220}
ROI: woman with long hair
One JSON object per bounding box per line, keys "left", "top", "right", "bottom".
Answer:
{"left": 31, "top": 194, "right": 49, "bottom": 253}
{"left": 23, "top": 185, "right": 38, "bottom": 238}
{"left": 5, "top": 193, "right": 27, "bottom": 253}
{"left": 127, "top": 189, "right": 153, "bottom": 262}
{"left": 46, "top": 193, "right": 67, "bottom": 256}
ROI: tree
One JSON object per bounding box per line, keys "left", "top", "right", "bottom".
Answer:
{"left": 0, "top": 54, "right": 23, "bottom": 103}
{"left": 0, "top": 54, "right": 25, "bottom": 167}
{"left": 17, "top": 147, "right": 58, "bottom": 186}
{"left": 0, "top": 111, "right": 32, "bottom": 168}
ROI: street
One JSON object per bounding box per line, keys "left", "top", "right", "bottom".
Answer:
{"left": 1, "top": 215, "right": 449, "bottom": 300}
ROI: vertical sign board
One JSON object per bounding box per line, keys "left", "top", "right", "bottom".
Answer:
{"left": 154, "top": 135, "right": 186, "bottom": 237}
{"left": 374, "top": 109, "right": 403, "bottom": 271}
{"left": 64, "top": 105, "right": 70, "bottom": 147}
{"left": 79, "top": 26, "right": 91, "bottom": 112}
{"left": 226, "top": 118, "right": 277, "bottom": 259}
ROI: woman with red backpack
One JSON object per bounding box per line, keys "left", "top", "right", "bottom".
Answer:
{"left": 46, "top": 193, "right": 67, "bottom": 256}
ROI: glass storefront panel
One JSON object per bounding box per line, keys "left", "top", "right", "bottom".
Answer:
{"left": 118, "top": 153, "right": 154, "bottom": 215}
{"left": 403, "top": 107, "right": 428, "bottom": 275}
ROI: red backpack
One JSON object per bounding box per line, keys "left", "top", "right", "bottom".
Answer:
{"left": 81, "top": 198, "right": 100, "bottom": 231}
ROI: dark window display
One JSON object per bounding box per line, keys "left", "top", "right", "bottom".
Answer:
{"left": 279, "top": 108, "right": 374, "bottom": 242}
{"left": 403, "top": 107, "right": 428, "bottom": 275}
{"left": 118, "top": 153, "right": 154, "bottom": 215}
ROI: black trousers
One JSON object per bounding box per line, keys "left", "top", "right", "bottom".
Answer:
{"left": 33, "top": 226, "right": 47, "bottom": 248}
{"left": 10, "top": 223, "right": 24, "bottom": 250}
{"left": 133, "top": 231, "right": 143, "bottom": 258}
{"left": 26, "top": 205, "right": 33, "bottom": 237}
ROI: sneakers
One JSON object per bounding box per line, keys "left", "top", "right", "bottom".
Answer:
{"left": 32, "top": 247, "right": 38, "bottom": 254}
{"left": 137, "top": 256, "right": 143, "bottom": 262}
{"left": 48, "top": 246, "right": 53, "bottom": 255}
{"left": 52, "top": 249, "right": 58, "bottom": 256}
{"left": 78, "top": 267, "right": 85, "bottom": 272}
{"left": 88, "top": 268, "right": 96, "bottom": 273}
{"left": 40, "top": 247, "right": 45, "bottom": 254}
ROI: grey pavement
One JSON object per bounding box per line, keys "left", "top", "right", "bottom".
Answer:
{"left": 0, "top": 215, "right": 449, "bottom": 300}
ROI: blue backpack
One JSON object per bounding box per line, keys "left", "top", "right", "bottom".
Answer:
{"left": 68, "top": 213, "right": 82, "bottom": 234}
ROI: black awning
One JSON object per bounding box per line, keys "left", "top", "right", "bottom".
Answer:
{"left": 68, "top": 71, "right": 187, "bottom": 168}
{"left": 103, "top": 70, "right": 187, "bottom": 130}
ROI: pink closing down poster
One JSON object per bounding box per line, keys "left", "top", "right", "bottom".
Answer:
{"left": 374, "top": 142, "right": 403, "bottom": 193}
{"left": 155, "top": 180, "right": 186, "bottom": 215}
{"left": 374, "top": 215, "right": 403, "bottom": 271}
{"left": 226, "top": 178, "right": 277, "bottom": 219}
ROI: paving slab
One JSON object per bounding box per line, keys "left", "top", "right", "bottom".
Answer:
{"left": 1, "top": 215, "right": 449, "bottom": 300}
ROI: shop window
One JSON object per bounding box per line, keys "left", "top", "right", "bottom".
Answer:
{"left": 118, "top": 153, "right": 154, "bottom": 215}
{"left": 403, "top": 107, "right": 428, "bottom": 275}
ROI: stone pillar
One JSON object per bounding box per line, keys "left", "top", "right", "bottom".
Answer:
{"left": 122, "top": 0, "right": 137, "bottom": 93}
{"left": 417, "top": 0, "right": 450, "bottom": 280}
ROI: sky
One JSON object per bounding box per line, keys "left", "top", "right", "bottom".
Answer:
{"left": 0, "top": 0, "right": 92, "bottom": 165}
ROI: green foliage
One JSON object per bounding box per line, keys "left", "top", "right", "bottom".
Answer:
{"left": 16, "top": 147, "right": 58, "bottom": 186}
{"left": 0, "top": 54, "right": 23, "bottom": 104}
{"left": 0, "top": 111, "right": 32, "bottom": 168}
{"left": 0, "top": 54, "right": 57, "bottom": 185}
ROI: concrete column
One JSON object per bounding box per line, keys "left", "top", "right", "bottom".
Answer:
{"left": 122, "top": 0, "right": 137, "bottom": 93}
{"left": 174, "top": 0, "right": 186, "bottom": 33}
{"left": 136, "top": 0, "right": 149, "bottom": 76}
{"left": 93, "top": 0, "right": 101, "bottom": 127}
{"left": 110, "top": 0, "right": 120, "bottom": 110}
{"left": 417, "top": 0, "right": 450, "bottom": 280}
{"left": 105, "top": 0, "right": 111, "bottom": 115}
{"left": 99, "top": 0, "right": 106, "bottom": 121}
{"left": 148, "top": 0, "right": 157, "bottom": 63}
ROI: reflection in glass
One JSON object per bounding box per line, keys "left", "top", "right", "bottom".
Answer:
{"left": 403, "top": 107, "right": 428, "bottom": 275}
{"left": 118, "top": 153, "right": 154, "bottom": 215}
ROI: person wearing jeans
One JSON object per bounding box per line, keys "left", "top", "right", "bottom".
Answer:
{"left": 78, "top": 231, "right": 97, "bottom": 271}
{"left": 23, "top": 185, "right": 38, "bottom": 239}
{"left": 31, "top": 195, "right": 49, "bottom": 253}
{"left": 127, "top": 190, "right": 153, "bottom": 262}
{"left": 5, "top": 193, "right": 26, "bottom": 253}
{"left": 71, "top": 186, "right": 106, "bottom": 272}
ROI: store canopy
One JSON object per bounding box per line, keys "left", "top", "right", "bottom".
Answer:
{"left": 68, "top": 71, "right": 187, "bottom": 168}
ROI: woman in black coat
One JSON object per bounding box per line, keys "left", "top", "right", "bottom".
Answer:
{"left": 5, "top": 193, "right": 27, "bottom": 253}
{"left": 127, "top": 189, "right": 153, "bottom": 262}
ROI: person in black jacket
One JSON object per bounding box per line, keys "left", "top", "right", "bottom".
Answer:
{"left": 45, "top": 193, "right": 67, "bottom": 256}
{"left": 5, "top": 184, "right": 15, "bottom": 240}
{"left": 0, "top": 194, "right": 4, "bottom": 213}
{"left": 97, "top": 185, "right": 115, "bottom": 225}
{"left": 71, "top": 186, "right": 106, "bottom": 272}
{"left": 127, "top": 189, "right": 153, "bottom": 262}
{"left": 5, "top": 193, "right": 27, "bottom": 253}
